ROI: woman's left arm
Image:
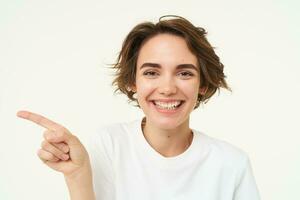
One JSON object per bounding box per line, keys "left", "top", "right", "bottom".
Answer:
{"left": 234, "top": 155, "right": 261, "bottom": 200}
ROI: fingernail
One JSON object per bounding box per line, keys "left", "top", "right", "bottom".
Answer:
{"left": 63, "top": 146, "right": 69, "bottom": 153}
{"left": 62, "top": 154, "right": 69, "bottom": 160}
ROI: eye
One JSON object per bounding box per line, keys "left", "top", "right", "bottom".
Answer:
{"left": 143, "top": 70, "right": 159, "bottom": 77}
{"left": 178, "top": 71, "right": 194, "bottom": 78}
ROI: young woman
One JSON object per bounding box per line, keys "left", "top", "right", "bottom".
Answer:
{"left": 17, "top": 16, "right": 261, "bottom": 200}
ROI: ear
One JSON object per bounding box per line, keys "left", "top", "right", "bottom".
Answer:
{"left": 199, "top": 87, "right": 207, "bottom": 95}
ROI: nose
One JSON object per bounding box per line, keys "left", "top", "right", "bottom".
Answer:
{"left": 158, "top": 76, "right": 177, "bottom": 95}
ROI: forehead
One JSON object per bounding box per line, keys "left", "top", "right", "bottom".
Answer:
{"left": 137, "top": 33, "right": 198, "bottom": 68}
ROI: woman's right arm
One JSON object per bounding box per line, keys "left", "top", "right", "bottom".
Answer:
{"left": 17, "top": 110, "right": 96, "bottom": 200}
{"left": 64, "top": 163, "right": 96, "bottom": 200}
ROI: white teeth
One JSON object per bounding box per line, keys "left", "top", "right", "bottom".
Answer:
{"left": 154, "top": 101, "right": 182, "bottom": 110}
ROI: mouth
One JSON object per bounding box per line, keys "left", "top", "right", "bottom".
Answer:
{"left": 151, "top": 100, "right": 185, "bottom": 110}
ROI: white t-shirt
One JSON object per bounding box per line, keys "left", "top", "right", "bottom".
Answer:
{"left": 87, "top": 117, "right": 261, "bottom": 200}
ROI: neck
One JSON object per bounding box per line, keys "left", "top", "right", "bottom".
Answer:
{"left": 141, "top": 117, "right": 193, "bottom": 157}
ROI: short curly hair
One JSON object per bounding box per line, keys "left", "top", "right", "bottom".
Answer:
{"left": 111, "top": 15, "right": 231, "bottom": 109}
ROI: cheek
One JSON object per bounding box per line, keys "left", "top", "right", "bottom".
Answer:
{"left": 135, "top": 79, "right": 155, "bottom": 97}
{"left": 136, "top": 79, "right": 150, "bottom": 90}
{"left": 179, "top": 82, "right": 200, "bottom": 99}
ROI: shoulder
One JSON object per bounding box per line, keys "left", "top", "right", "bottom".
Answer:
{"left": 87, "top": 119, "right": 141, "bottom": 159}
{"left": 91, "top": 119, "right": 140, "bottom": 145}
{"left": 196, "top": 131, "right": 249, "bottom": 167}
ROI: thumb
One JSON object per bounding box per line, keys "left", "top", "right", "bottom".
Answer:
{"left": 44, "top": 129, "right": 80, "bottom": 147}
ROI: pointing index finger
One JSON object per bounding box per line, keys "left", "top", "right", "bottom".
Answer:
{"left": 17, "top": 110, "right": 61, "bottom": 131}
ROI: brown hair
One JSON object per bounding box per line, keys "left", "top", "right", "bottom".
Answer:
{"left": 111, "top": 15, "right": 231, "bottom": 109}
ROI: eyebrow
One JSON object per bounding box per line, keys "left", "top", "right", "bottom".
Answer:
{"left": 139, "top": 62, "right": 199, "bottom": 72}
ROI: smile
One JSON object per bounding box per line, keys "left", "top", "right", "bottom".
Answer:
{"left": 152, "top": 100, "right": 184, "bottom": 110}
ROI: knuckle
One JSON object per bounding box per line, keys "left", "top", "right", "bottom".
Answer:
{"left": 37, "top": 149, "right": 43, "bottom": 157}
{"left": 72, "top": 135, "right": 79, "bottom": 141}
{"left": 43, "top": 132, "right": 48, "bottom": 139}
{"left": 62, "top": 145, "right": 70, "bottom": 153}
{"left": 37, "top": 149, "right": 57, "bottom": 162}
{"left": 52, "top": 157, "right": 59, "bottom": 162}
{"left": 57, "top": 126, "right": 66, "bottom": 133}
{"left": 47, "top": 152, "right": 55, "bottom": 160}
{"left": 56, "top": 143, "right": 69, "bottom": 153}
{"left": 37, "top": 149, "right": 48, "bottom": 159}
{"left": 43, "top": 130, "right": 53, "bottom": 140}
{"left": 55, "top": 148, "right": 63, "bottom": 155}
{"left": 55, "top": 129, "right": 65, "bottom": 137}
{"left": 52, "top": 145, "right": 64, "bottom": 157}
{"left": 41, "top": 140, "right": 48, "bottom": 148}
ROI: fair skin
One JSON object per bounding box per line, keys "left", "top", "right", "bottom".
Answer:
{"left": 16, "top": 33, "right": 205, "bottom": 199}
{"left": 16, "top": 111, "right": 95, "bottom": 200}
{"left": 133, "top": 33, "right": 206, "bottom": 157}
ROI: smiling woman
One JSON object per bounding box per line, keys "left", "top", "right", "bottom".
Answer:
{"left": 112, "top": 15, "right": 230, "bottom": 109}
{"left": 17, "top": 15, "right": 261, "bottom": 200}
{"left": 134, "top": 33, "right": 202, "bottom": 133}
{"left": 96, "top": 15, "right": 260, "bottom": 199}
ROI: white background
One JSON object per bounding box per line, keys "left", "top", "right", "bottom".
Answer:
{"left": 0, "top": 0, "right": 299, "bottom": 199}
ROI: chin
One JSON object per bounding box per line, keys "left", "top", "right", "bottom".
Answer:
{"left": 149, "top": 116, "right": 188, "bottom": 130}
{"left": 141, "top": 101, "right": 192, "bottom": 129}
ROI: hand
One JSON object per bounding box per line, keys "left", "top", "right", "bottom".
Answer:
{"left": 17, "top": 110, "right": 91, "bottom": 178}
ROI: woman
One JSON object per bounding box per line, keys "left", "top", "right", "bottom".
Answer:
{"left": 17, "top": 15, "right": 261, "bottom": 200}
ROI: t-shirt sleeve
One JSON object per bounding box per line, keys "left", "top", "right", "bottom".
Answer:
{"left": 86, "top": 128, "right": 115, "bottom": 200}
{"left": 234, "top": 154, "right": 261, "bottom": 200}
